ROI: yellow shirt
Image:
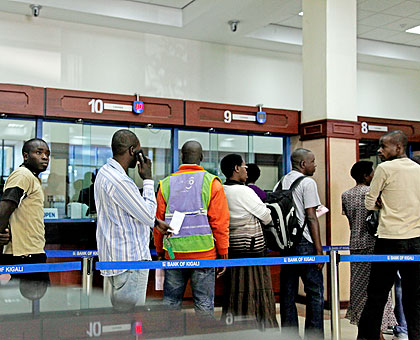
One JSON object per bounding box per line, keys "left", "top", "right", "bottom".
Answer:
{"left": 3, "top": 166, "right": 45, "bottom": 256}
{"left": 365, "top": 157, "right": 420, "bottom": 239}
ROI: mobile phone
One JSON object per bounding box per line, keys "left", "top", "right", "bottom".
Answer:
{"left": 134, "top": 149, "right": 145, "bottom": 162}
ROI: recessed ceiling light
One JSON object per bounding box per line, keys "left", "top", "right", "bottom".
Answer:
{"left": 298, "top": 11, "right": 303, "bottom": 16}
{"left": 406, "top": 25, "right": 420, "bottom": 34}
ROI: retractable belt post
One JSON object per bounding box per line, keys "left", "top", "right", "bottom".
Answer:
{"left": 329, "top": 250, "right": 341, "bottom": 340}
{"left": 82, "top": 256, "right": 94, "bottom": 296}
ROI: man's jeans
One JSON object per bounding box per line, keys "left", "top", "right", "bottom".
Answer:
{"left": 280, "top": 238, "right": 324, "bottom": 339}
{"left": 109, "top": 269, "right": 149, "bottom": 311}
{"left": 358, "top": 237, "right": 420, "bottom": 340}
{"left": 163, "top": 268, "right": 215, "bottom": 315}
{"left": 394, "top": 272, "right": 408, "bottom": 337}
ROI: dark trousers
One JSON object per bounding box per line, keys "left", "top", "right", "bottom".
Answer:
{"left": 358, "top": 237, "right": 420, "bottom": 340}
{"left": 280, "top": 238, "right": 324, "bottom": 340}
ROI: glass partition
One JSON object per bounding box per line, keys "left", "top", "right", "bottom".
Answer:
{"left": 250, "top": 135, "right": 283, "bottom": 191}
{"left": 178, "top": 130, "right": 284, "bottom": 190}
{"left": 129, "top": 127, "right": 172, "bottom": 190}
{"left": 0, "top": 119, "right": 36, "bottom": 198}
{"left": 42, "top": 122, "right": 172, "bottom": 219}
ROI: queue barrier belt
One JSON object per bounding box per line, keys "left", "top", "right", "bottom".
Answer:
{"left": 341, "top": 254, "right": 420, "bottom": 262}
{"left": 0, "top": 261, "right": 81, "bottom": 274}
{"left": 2, "top": 254, "right": 420, "bottom": 274}
{"left": 45, "top": 247, "right": 346, "bottom": 258}
{"left": 45, "top": 250, "right": 99, "bottom": 257}
{"left": 96, "top": 255, "right": 331, "bottom": 271}
{"left": 45, "top": 249, "right": 157, "bottom": 257}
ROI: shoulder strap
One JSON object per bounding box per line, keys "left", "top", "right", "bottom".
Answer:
{"left": 275, "top": 176, "right": 285, "bottom": 192}
{"left": 289, "top": 175, "right": 307, "bottom": 192}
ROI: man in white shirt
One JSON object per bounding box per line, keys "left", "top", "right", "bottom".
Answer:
{"left": 274, "top": 148, "right": 324, "bottom": 340}
{"left": 95, "top": 129, "right": 168, "bottom": 311}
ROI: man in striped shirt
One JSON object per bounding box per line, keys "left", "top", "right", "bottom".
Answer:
{"left": 95, "top": 129, "right": 168, "bottom": 311}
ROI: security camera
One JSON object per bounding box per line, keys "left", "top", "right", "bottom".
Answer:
{"left": 228, "top": 20, "right": 239, "bottom": 32}
{"left": 30, "top": 4, "right": 42, "bottom": 17}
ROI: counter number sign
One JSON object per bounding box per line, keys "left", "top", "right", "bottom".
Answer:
{"left": 256, "top": 111, "right": 266, "bottom": 124}
{"left": 133, "top": 101, "right": 144, "bottom": 114}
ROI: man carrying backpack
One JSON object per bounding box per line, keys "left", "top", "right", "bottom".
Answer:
{"left": 273, "top": 148, "right": 324, "bottom": 340}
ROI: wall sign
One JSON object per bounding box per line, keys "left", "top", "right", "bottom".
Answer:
{"left": 186, "top": 100, "right": 299, "bottom": 134}
{"left": 46, "top": 89, "right": 184, "bottom": 125}
{"left": 224, "top": 110, "right": 267, "bottom": 124}
{"left": 358, "top": 116, "right": 420, "bottom": 141}
{"left": 361, "top": 122, "right": 388, "bottom": 134}
{"left": 133, "top": 101, "right": 144, "bottom": 114}
{"left": 256, "top": 111, "right": 266, "bottom": 124}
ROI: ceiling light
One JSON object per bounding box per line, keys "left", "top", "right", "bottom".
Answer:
{"left": 298, "top": 11, "right": 303, "bottom": 16}
{"left": 406, "top": 25, "right": 420, "bottom": 34}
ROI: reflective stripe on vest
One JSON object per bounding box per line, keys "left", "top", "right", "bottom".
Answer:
{"left": 160, "top": 171, "right": 219, "bottom": 253}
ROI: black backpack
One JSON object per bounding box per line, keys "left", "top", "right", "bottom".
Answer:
{"left": 262, "top": 176, "right": 307, "bottom": 253}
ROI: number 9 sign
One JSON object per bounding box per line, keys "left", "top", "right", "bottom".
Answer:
{"left": 224, "top": 110, "right": 232, "bottom": 123}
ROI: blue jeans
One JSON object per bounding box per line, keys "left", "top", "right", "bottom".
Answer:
{"left": 394, "top": 272, "right": 408, "bottom": 336}
{"left": 109, "top": 269, "right": 149, "bottom": 311}
{"left": 163, "top": 268, "right": 215, "bottom": 315}
{"left": 358, "top": 237, "right": 420, "bottom": 340}
{"left": 280, "top": 238, "right": 324, "bottom": 340}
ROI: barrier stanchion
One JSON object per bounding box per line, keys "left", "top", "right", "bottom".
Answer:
{"left": 81, "top": 256, "right": 94, "bottom": 310}
{"left": 329, "top": 250, "right": 341, "bottom": 340}
{"left": 82, "top": 256, "right": 94, "bottom": 296}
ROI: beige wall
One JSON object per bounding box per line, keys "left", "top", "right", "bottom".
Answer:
{"left": 329, "top": 138, "right": 358, "bottom": 301}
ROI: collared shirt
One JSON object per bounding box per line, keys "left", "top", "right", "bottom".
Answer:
{"left": 365, "top": 157, "right": 420, "bottom": 239}
{"left": 95, "top": 158, "right": 157, "bottom": 276}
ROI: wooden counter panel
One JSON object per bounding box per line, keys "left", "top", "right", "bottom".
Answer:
{"left": 186, "top": 100, "right": 299, "bottom": 134}
{"left": 0, "top": 84, "right": 44, "bottom": 116}
{"left": 46, "top": 88, "right": 184, "bottom": 125}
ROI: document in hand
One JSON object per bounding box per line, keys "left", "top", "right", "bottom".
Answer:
{"left": 316, "top": 205, "right": 329, "bottom": 218}
{"left": 169, "top": 211, "right": 185, "bottom": 235}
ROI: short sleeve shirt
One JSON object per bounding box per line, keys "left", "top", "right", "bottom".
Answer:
{"left": 274, "top": 170, "right": 321, "bottom": 243}
{"left": 3, "top": 166, "right": 45, "bottom": 256}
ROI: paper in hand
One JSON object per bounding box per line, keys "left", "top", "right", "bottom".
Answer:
{"left": 169, "top": 211, "right": 185, "bottom": 235}
{"left": 316, "top": 205, "right": 329, "bottom": 218}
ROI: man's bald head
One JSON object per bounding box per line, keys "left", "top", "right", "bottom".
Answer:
{"left": 111, "top": 129, "right": 139, "bottom": 156}
{"left": 381, "top": 130, "right": 408, "bottom": 151}
{"left": 291, "top": 148, "right": 316, "bottom": 176}
{"left": 291, "top": 148, "right": 312, "bottom": 169}
{"left": 181, "top": 141, "right": 203, "bottom": 165}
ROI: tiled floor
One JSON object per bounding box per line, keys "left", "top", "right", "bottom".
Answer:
{"left": 0, "top": 283, "right": 398, "bottom": 339}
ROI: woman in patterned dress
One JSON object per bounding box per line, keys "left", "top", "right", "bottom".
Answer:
{"left": 342, "top": 161, "right": 396, "bottom": 338}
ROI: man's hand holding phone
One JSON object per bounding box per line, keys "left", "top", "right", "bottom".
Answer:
{"left": 136, "top": 150, "right": 152, "bottom": 180}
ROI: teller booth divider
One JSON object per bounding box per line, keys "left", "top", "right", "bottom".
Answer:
{"left": 0, "top": 83, "right": 300, "bottom": 306}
